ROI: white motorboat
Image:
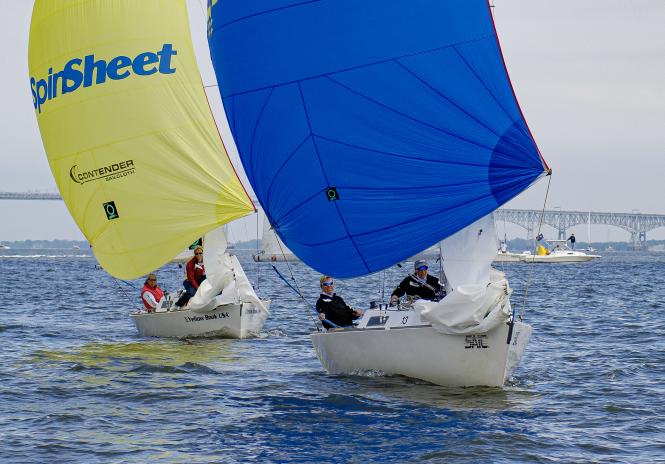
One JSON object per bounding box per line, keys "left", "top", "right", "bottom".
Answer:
{"left": 521, "top": 240, "right": 601, "bottom": 263}
{"left": 0, "top": 244, "right": 10, "bottom": 250}
{"left": 494, "top": 250, "right": 527, "bottom": 263}
{"left": 131, "top": 297, "right": 270, "bottom": 339}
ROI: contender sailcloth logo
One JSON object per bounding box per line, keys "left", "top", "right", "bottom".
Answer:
{"left": 70, "top": 160, "right": 135, "bottom": 184}
{"left": 30, "top": 44, "right": 177, "bottom": 113}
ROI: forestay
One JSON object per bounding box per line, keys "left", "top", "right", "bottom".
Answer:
{"left": 28, "top": 0, "right": 254, "bottom": 279}
{"left": 207, "top": 0, "right": 548, "bottom": 277}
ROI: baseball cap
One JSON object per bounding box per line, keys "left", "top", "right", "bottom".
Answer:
{"left": 414, "top": 259, "right": 428, "bottom": 270}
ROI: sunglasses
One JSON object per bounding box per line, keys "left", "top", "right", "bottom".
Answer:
{"left": 322, "top": 281, "right": 334, "bottom": 286}
{"left": 195, "top": 252, "right": 203, "bottom": 255}
{"left": 417, "top": 266, "right": 428, "bottom": 271}
{"left": 148, "top": 278, "right": 157, "bottom": 281}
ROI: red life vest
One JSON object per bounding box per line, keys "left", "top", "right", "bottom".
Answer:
{"left": 185, "top": 258, "right": 206, "bottom": 289}
{"left": 141, "top": 284, "right": 164, "bottom": 310}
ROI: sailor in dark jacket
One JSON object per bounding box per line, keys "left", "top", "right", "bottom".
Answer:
{"left": 316, "top": 276, "right": 362, "bottom": 330}
{"left": 567, "top": 233, "right": 576, "bottom": 249}
{"left": 390, "top": 259, "right": 443, "bottom": 305}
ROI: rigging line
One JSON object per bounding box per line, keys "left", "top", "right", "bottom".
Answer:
{"left": 111, "top": 274, "right": 140, "bottom": 310}
{"left": 519, "top": 171, "right": 552, "bottom": 320}
{"left": 195, "top": 0, "right": 206, "bottom": 17}
{"left": 256, "top": 209, "right": 260, "bottom": 290}
{"left": 270, "top": 263, "right": 322, "bottom": 331}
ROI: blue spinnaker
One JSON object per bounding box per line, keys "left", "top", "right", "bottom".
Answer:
{"left": 208, "top": 0, "right": 548, "bottom": 278}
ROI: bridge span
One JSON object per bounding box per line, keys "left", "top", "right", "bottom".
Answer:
{"left": 495, "top": 209, "right": 665, "bottom": 249}
{"left": 0, "top": 192, "right": 62, "bottom": 200}
{"left": 2, "top": 193, "right": 664, "bottom": 249}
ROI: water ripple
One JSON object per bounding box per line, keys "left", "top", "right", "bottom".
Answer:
{"left": 1, "top": 250, "right": 664, "bottom": 462}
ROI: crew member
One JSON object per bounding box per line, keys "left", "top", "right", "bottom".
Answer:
{"left": 390, "top": 259, "right": 443, "bottom": 305}
{"left": 316, "top": 276, "right": 363, "bottom": 330}
{"left": 567, "top": 233, "right": 576, "bottom": 249}
{"left": 141, "top": 273, "right": 164, "bottom": 312}
{"left": 175, "top": 245, "right": 206, "bottom": 307}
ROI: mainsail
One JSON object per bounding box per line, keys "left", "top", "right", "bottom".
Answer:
{"left": 28, "top": 0, "right": 254, "bottom": 279}
{"left": 208, "top": 0, "right": 548, "bottom": 278}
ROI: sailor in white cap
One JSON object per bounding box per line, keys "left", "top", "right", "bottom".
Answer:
{"left": 390, "top": 259, "right": 443, "bottom": 305}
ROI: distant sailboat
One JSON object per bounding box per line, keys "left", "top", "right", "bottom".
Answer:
{"left": 253, "top": 214, "right": 299, "bottom": 262}
{"left": 208, "top": 0, "right": 549, "bottom": 386}
{"left": 28, "top": 0, "right": 269, "bottom": 338}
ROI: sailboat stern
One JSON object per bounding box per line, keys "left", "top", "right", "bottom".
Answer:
{"left": 311, "top": 313, "right": 531, "bottom": 387}
{"left": 503, "top": 320, "right": 532, "bottom": 383}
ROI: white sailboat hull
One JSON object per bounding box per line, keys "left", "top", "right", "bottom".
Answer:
{"left": 130, "top": 299, "right": 270, "bottom": 339}
{"left": 311, "top": 318, "right": 531, "bottom": 387}
{"left": 252, "top": 253, "right": 299, "bottom": 262}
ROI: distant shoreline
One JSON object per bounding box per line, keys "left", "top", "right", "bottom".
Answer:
{"left": 0, "top": 239, "right": 262, "bottom": 250}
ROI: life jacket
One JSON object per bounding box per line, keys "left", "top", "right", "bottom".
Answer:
{"left": 185, "top": 259, "right": 206, "bottom": 287}
{"left": 141, "top": 284, "right": 164, "bottom": 309}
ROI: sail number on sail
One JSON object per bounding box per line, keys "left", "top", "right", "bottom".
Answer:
{"left": 30, "top": 44, "right": 178, "bottom": 114}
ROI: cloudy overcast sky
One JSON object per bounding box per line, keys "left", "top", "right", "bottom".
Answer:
{"left": 1, "top": 1, "right": 663, "bottom": 241}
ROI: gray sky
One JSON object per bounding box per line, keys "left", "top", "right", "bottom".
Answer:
{"left": 1, "top": 1, "right": 664, "bottom": 241}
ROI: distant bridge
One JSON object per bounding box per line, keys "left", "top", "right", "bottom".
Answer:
{"left": 495, "top": 209, "right": 665, "bottom": 249}
{"left": 0, "top": 192, "right": 62, "bottom": 200}
{"left": 2, "top": 192, "right": 664, "bottom": 249}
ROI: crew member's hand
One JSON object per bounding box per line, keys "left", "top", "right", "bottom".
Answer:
{"left": 318, "top": 313, "right": 325, "bottom": 321}
{"left": 353, "top": 309, "right": 363, "bottom": 317}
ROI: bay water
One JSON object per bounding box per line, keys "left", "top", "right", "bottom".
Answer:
{"left": 1, "top": 249, "right": 664, "bottom": 463}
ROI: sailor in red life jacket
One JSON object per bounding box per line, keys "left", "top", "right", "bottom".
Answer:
{"left": 141, "top": 273, "right": 164, "bottom": 312}
{"left": 175, "top": 245, "right": 206, "bottom": 308}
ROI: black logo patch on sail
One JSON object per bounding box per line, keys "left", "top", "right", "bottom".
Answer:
{"left": 103, "top": 201, "right": 119, "bottom": 220}
{"left": 325, "top": 187, "right": 339, "bottom": 201}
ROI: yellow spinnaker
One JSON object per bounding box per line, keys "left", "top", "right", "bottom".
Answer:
{"left": 28, "top": 0, "right": 254, "bottom": 279}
